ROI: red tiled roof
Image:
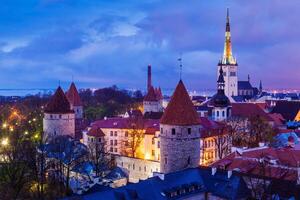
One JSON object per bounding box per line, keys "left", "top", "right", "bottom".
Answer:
{"left": 87, "top": 126, "right": 105, "bottom": 137}
{"left": 271, "top": 100, "right": 300, "bottom": 121}
{"left": 144, "top": 86, "right": 158, "bottom": 102}
{"left": 231, "top": 103, "right": 274, "bottom": 122}
{"left": 92, "top": 117, "right": 160, "bottom": 131}
{"left": 66, "top": 82, "right": 83, "bottom": 106}
{"left": 160, "top": 80, "right": 200, "bottom": 125}
{"left": 44, "top": 86, "right": 73, "bottom": 114}
{"left": 211, "top": 147, "right": 300, "bottom": 181}
{"left": 199, "top": 117, "right": 228, "bottom": 138}
{"left": 155, "top": 87, "right": 163, "bottom": 100}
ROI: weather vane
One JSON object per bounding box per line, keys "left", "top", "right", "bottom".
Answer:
{"left": 178, "top": 53, "right": 183, "bottom": 80}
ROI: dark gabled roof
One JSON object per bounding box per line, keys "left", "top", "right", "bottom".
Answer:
{"left": 160, "top": 80, "right": 200, "bottom": 125}
{"left": 271, "top": 101, "right": 300, "bottom": 121}
{"left": 69, "top": 167, "right": 251, "bottom": 200}
{"left": 143, "top": 111, "right": 164, "bottom": 120}
{"left": 66, "top": 82, "right": 83, "bottom": 106}
{"left": 144, "top": 86, "right": 158, "bottom": 102}
{"left": 238, "top": 81, "right": 253, "bottom": 90}
{"left": 44, "top": 86, "right": 74, "bottom": 114}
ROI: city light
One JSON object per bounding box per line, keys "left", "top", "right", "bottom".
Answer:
{"left": 2, "top": 123, "right": 7, "bottom": 129}
{"left": 24, "top": 131, "right": 28, "bottom": 135}
{"left": 1, "top": 138, "right": 8, "bottom": 146}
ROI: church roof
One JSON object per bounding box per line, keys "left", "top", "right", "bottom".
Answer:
{"left": 238, "top": 81, "right": 253, "bottom": 90}
{"left": 44, "top": 86, "right": 74, "bottom": 114}
{"left": 144, "top": 86, "right": 158, "bottom": 102}
{"left": 160, "top": 80, "right": 200, "bottom": 125}
{"left": 66, "top": 82, "right": 83, "bottom": 106}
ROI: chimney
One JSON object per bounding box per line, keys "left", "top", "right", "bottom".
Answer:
{"left": 211, "top": 167, "right": 217, "bottom": 175}
{"left": 147, "top": 64, "right": 152, "bottom": 92}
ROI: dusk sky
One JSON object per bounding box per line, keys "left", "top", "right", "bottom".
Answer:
{"left": 1, "top": 0, "right": 300, "bottom": 92}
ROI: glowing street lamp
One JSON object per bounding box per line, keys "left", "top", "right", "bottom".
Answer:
{"left": 1, "top": 138, "right": 8, "bottom": 146}
{"left": 9, "top": 127, "right": 14, "bottom": 132}
{"left": 24, "top": 131, "right": 28, "bottom": 135}
{"left": 2, "top": 123, "right": 7, "bottom": 129}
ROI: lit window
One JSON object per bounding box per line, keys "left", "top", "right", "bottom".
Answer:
{"left": 152, "top": 138, "right": 155, "bottom": 145}
{"left": 152, "top": 150, "right": 155, "bottom": 156}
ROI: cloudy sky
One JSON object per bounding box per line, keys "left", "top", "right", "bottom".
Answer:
{"left": 0, "top": 0, "right": 299, "bottom": 92}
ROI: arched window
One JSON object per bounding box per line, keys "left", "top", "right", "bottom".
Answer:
{"left": 222, "top": 111, "right": 225, "bottom": 117}
{"left": 216, "top": 111, "right": 219, "bottom": 117}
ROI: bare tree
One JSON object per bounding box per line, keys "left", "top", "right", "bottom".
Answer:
{"left": 214, "top": 134, "right": 231, "bottom": 160}
{"left": 122, "top": 116, "right": 145, "bottom": 158}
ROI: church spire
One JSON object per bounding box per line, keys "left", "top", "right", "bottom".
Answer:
{"left": 221, "top": 8, "right": 236, "bottom": 65}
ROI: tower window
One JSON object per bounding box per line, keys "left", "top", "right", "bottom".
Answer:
{"left": 230, "top": 72, "right": 236, "bottom": 76}
{"left": 222, "top": 111, "right": 225, "bottom": 117}
{"left": 216, "top": 111, "right": 219, "bottom": 117}
{"left": 188, "top": 128, "right": 191, "bottom": 134}
{"left": 172, "top": 128, "right": 175, "bottom": 135}
{"left": 165, "top": 157, "right": 167, "bottom": 164}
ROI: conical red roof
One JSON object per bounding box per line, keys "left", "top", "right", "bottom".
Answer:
{"left": 66, "top": 82, "right": 83, "bottom": 106}
{"left": 44, "top": 86, "right": 73, "bottom": 114}
{"left": 144, "top": 86, "right": 158, "bottom": 101}
{"left": 160, "top": 80, "right": 200, "bottom": 125}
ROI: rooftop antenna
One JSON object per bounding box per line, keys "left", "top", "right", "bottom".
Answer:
{"left": 178, "top": 53, "right": 183, "bottom": 80}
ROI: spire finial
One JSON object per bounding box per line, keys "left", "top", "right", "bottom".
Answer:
{"left": 58, "top": 80, "right": 61, "bottom": 87}
{"left": 178, "top": 53, "right": 183, "bottom": 80}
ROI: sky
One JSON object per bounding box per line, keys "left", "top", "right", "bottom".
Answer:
{"left": 0, "top": 0, "right": 300, "bottom": 92}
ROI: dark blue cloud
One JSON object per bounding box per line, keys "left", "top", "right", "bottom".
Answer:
{"left": 0, "top": 0, "right": 299, "bottom": 92}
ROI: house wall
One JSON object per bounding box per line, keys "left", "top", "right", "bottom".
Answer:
{"left": 43, "top": 113, "right": 75, "bottom": 140}
{"left": 115, "top": 156, "right": 160, "bottom": 183}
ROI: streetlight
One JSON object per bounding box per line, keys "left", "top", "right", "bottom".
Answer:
{"left": 2, "top": 123, "right": 7, "bottom": 129}
{"left": 1, "top": 138, "right": 8, "bottom": 146}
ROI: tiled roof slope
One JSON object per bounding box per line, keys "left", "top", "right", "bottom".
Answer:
{"left": 66, "top": 82, "right": 83, "bottom": 106}
{"left": 44, "top": 86, "right": 73, "bottom": 114}
{"left": 160, "top": 80, "right": 200, "bottom": 125}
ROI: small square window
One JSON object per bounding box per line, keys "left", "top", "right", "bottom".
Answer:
{"left": 188, "top": 128, "right": 191, "bottom": 134}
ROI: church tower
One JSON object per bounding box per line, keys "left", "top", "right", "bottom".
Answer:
{"left": 218, "top": 8, "right": 238, "bottom": 97}
{"left": 209, "top": 67, "right": 231, "bottom": 121}
{"left": 43, "top": 86, "right": 75, "bottom": 140}
{"left": 66, "top": 82, "right": 84, "bottom": 139}
{"left": 160, "top": 80, "right": 201, "bottom": 174}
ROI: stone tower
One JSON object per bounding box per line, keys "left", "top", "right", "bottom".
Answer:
{"left": 143, "top": 86, "right": 163, "bottom": 114}
{"left": 43, "top": 86, "right": 75, "bottom": 140}
{"left": 209, "top": 67, "right": 232, "bottom": 121}
{"left": 159, "top": 80, "right": 201, "bottom": 174}
{"left": 66, "top": 82, "right": 84, "bottom": 139}
{"left": 218, "top": 8, "right": 238, "bottom": 97}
